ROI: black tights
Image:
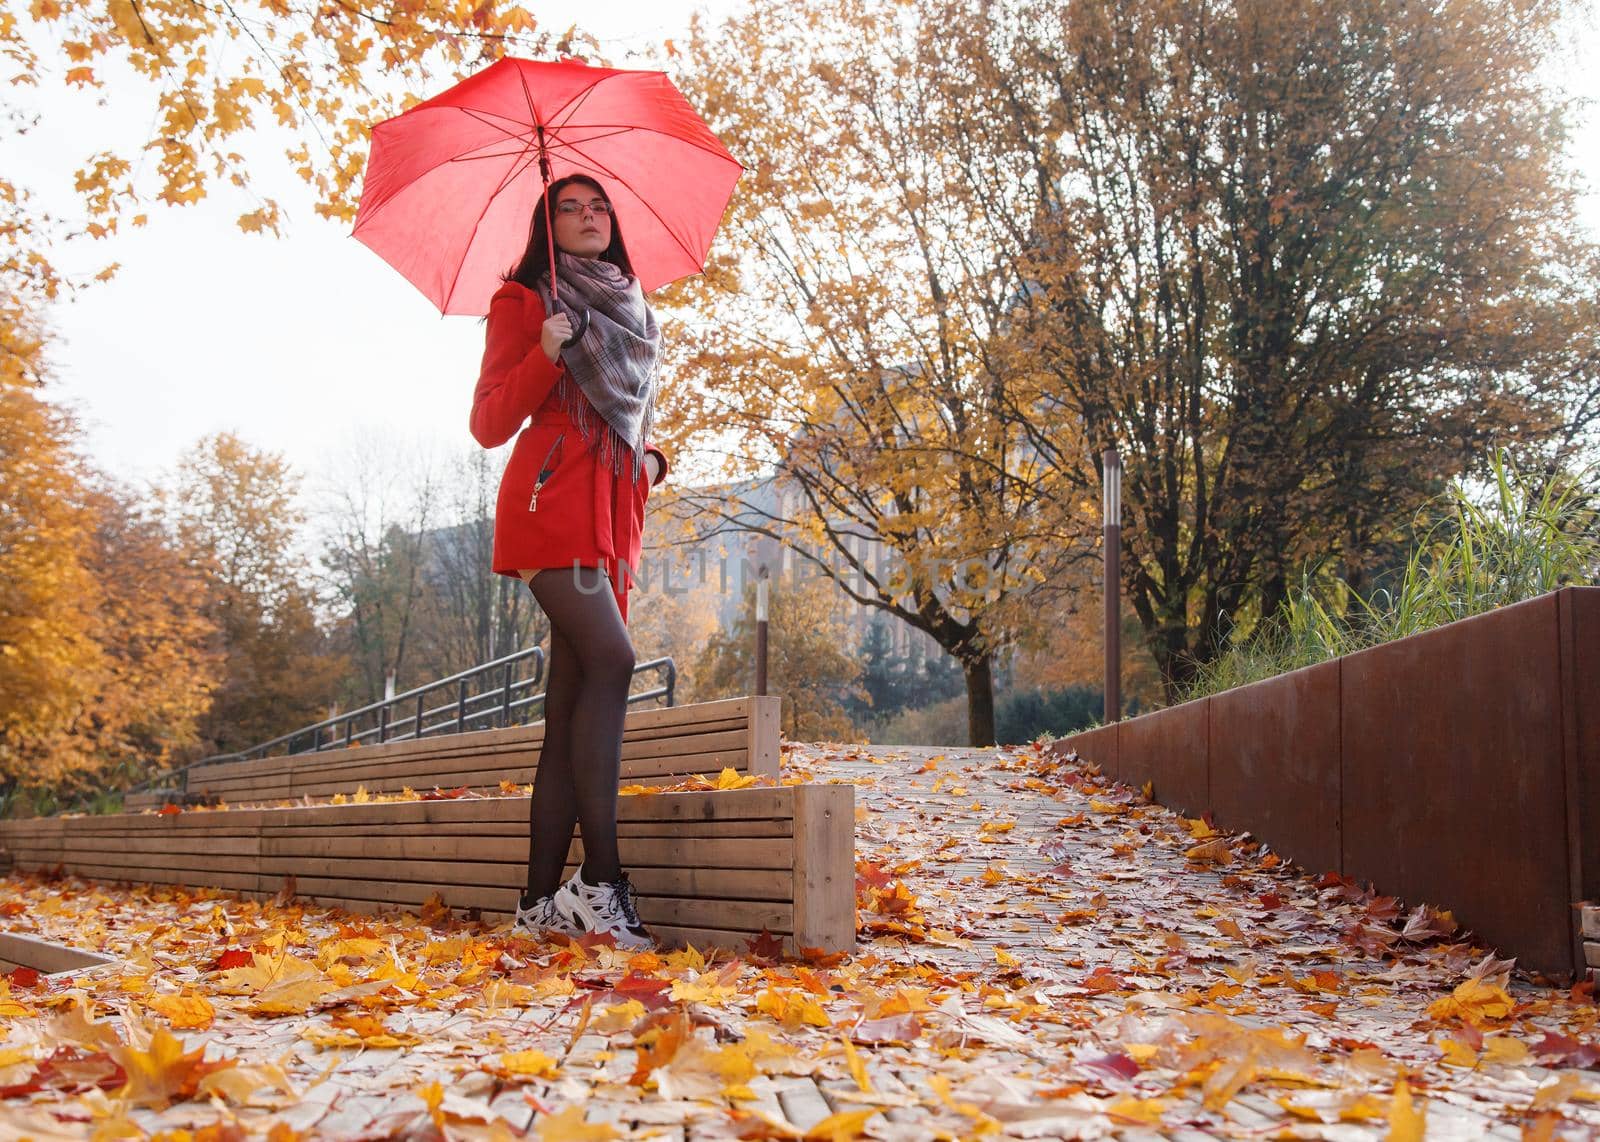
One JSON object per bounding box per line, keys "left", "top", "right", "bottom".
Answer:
{"left": 522, "top": 565, "right": 635, "bottom": 905}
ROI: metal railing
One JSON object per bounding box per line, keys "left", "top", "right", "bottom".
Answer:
{"left": 127, "top": 648, "right": 677, "bottom": 799}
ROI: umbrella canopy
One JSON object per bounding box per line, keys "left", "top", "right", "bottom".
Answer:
{"left": 353, "top": 57, "right": 743, "bottom": 316}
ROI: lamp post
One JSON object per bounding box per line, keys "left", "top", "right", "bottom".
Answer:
{"left": 755, "top": 564, "right": 770, "bottom": 697}
{"left": 1102, "top": 448, "right": 1122, "bottom": 723}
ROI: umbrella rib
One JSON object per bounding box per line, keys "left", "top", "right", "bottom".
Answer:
{"left": 558, "top": 137, "right": 706, "bottom": 270}
{"left": 440, "top": 143, "right": 543, "bottom": 314}
{"left": 456, "top": 105, "right": 537, "bottom": 138}
{"left": 546, "top": 123, "right": 745, "bottom": 167}
{"left": 546, "top": 70, "right": 614, "bottom": 131}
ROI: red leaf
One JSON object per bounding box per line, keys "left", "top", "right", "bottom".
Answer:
{"left": 421, "top": 786, "right": 469, "bottom": 800}
{"left": 1533, "top": 1031, "right": 1600, "bottom": 1069}
{"left": 157, "top": 804, "right": 182, "bottom": 817}
{"left": 7, "top": 967, "right": 41, "bottom": 988}
{"left": 744, "top": 929, "right": 785, "bottom": 960}
{"left": 1080, "top": 1053, "right": 1141, "bottom": 1081}
{"left": 0, "top": 900, "right": 24, "bottom": 918}
{"left": 610, "top": 972, "right": 673, "bottom": 1009}
{"left": 1081, "top": 967, "right": 1128, "bottom": 993}
{"left": 211, "top": 948, "right": 253, "bottom": 971}
{"left": 854, "top": 859, "right": 893, "bottom": 892}
{"left": 1258, "top": 892, "right": 1283, "bottom": 911}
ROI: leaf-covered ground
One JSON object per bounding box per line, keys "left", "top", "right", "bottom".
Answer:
{"left": 2, "top": 740, "right": 1599, "bottom": 1139}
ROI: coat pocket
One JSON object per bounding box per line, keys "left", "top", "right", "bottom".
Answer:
{"left": 527, "top": 431, "right": 566, "bottom": 513}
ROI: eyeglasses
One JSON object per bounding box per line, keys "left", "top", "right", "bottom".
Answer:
{"left": 555, "top": 199, "right": 613, "bottom": 217}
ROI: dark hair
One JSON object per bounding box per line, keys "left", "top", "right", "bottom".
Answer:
{"left": 504, "top": 175, "right": 633, "bottom": 290}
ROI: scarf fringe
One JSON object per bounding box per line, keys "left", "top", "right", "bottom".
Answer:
{"left": 554, "top": 371, "right": 651, "bottom": 485}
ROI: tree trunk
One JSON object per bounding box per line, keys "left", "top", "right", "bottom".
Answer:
{"left": 962, "top": 653, "right": 995, "bottom": 747}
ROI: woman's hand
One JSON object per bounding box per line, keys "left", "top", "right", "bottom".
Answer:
{"left": 645, "top": 452, "right": 662, "bottom": 485}
{"left": 540, "top": 312, "right": 573, "bottom": 363}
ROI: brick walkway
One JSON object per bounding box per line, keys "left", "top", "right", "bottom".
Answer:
{"left": 3, "top": 740, "right": 1600, "bottom": 1139}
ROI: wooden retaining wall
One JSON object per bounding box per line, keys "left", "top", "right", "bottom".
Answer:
{"left": 1054, "top": 586, "right": 1600, "bottom": 979}
{"left": 1, "top": 784, "right": 855, "bottom": 955}
{"left": 126, "top": 696, "right": 782, "bottom": 810}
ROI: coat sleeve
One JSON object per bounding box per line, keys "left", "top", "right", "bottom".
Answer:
{"left": 470, "top": 285, "right": 565, "bottom": 449}
{"left": 644, "top": 441, "right": 669, "bottom": 487}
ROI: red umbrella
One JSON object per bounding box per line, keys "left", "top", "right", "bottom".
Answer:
{"left": 353, "top": 57, "right": 743, "bottom": 316}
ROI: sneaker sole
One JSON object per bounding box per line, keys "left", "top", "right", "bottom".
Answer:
{"left": 557, "top": 884, "right": 655, "bottom": 950}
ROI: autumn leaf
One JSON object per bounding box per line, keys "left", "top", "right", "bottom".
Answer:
{"left": 803, "top": 1108, "right": 881, "bottom": 1140}
{"left": 1386, "top": 1079, "right": 1425, "bottom": 1141}
{"left": 497, "top": 1050, "right": 559, "bottom": 1079}
{"left": 109, "top": 1020, "right": 234, "bottom": 1109}
{"left": 535, "top": 1104, "right": 621, "bottom": 1139}
{"left": 1426, "top": 979, "right": 1515, "bottom": 1026}
{"left": 145, "top": 993, "right": 215, "bottom": 1030}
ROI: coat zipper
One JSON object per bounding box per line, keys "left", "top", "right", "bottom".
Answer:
{"left": 528, "top": 432, "right": 565, "bottom": 513}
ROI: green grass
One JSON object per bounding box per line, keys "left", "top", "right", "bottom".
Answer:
{"left": 1182, "top": 451, "right": 1599, "bottom": 701}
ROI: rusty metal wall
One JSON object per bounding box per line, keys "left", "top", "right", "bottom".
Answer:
{"left": 1049, "top": 587, "right": 1600, "bottom": 979}
{"left": 1210, "top": 659, "right": 1342, "bottom": 880}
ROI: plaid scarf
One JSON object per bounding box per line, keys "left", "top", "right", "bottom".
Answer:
{"left": 535, "top": 251, "right": 661, "bottom": 484}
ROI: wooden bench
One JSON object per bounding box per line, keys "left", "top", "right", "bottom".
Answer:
{"left": 0, "top": 784, "right": 855, "bottom": 954}
{"left": 125, "top": 695, "right": 781, "bottom": 810}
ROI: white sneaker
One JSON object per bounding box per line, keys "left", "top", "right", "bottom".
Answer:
{"left": 512, "top": 892, "right": 583, "bottom": 938}
{"left": 556, "top": 868, "right": 655, "bottom": 950}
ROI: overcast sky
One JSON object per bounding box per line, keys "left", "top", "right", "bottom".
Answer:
{"left": 16, "top": 4, "right": 1600, "bottom": 495}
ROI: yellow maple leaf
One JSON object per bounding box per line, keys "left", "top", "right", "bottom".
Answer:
{"left": 110, "top": 1021, "right": 233, "bottom": 1110}
{"left": 1426, "top": 979, "right": 1514, "bottom": 1026}
{"left": 146, "top": 993, "right": 215, "bottom": 1030}
{"left": 499, "top": 1050, "right": 559, "bottom": 1078}
{"left": 592, "top": 999, "right": 647, "bottom": 1033}
{"left": 535, "top": 1104, "right": 620, "bottom": 1139}
{"left": 715, "top": 767, "right": 758, "bottom": 790}
{"left": 840, "top": 1036, "right": 872, "bottom": 1093}
{"left": 417, "top": 1080, "right": 445, "bottom": 1128}
{"left": 1106, "top": 1096, "right": 1167, "bottom": 1125}
{"left": 1338, "top": 1093, "right": 1389, "bottom": 1121}
{"left": 217, "top": 950, "right": 335, "bottom": 1014}
{"left": 803, "top": 1108, "right": 880, "bottom": 1140}
{"left": 1386, "top": 1079, "right": 1425, "bottom": 1141}
{"left": 755, "top": 989, "right": 831, "bottom": 1029}
{"left": 196, "top": 1060, "right": 299, "bottom": 1105}
{"left": 1482, "top": 1034, "right": 1530, "bottom": 1066}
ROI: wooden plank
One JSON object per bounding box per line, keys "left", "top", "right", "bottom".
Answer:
{"left": 258, "top": 824, "right": 792, "bottom": 861}
{"left": 61, "top": 863, "right": 261, "bottom": 893}
{"left": 746, "top": 695, "right": 783, "bottom": 779}
{"left": 247, "top": 787, "right": 800, "bottom": 829}
{"left": 791, "top": 784, "right": 855, "bottom": 954}
{"left": 48, "top": 836, "right": 263, "bottom": 858}
{"left": 59, "top": 849, "right": 263, "bottom": 875}
{"left": 256, "top": 836, "right": 796, "bottom": 875}
{"left": 285, "top": 746, "right": 752, "bottom": 799}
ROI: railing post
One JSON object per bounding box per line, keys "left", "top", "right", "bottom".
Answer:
{"left": 414, "top": 692, "right": 425, "bottom": 740}
{"left": 379, "top": 704, "right": 390, "bottom": 744}
{"left": 1102, "top": 446, "right": 1123, "bottom": 724}
{"left": 755, "top": 565, "right": 770, "bottom": 696}
{"left": 502, "top": 662, "right": 514, "bottom": 728}
{"left": 457, "top": 679, "right": 468, "bottom": 734}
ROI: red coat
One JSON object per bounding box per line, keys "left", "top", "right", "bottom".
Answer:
{"left": 470, "top": 280, "right": 667, "bottom": 625}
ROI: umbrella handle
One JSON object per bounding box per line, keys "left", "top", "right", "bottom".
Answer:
{"left": 561, "top": 308, "right": 589, "bottom": 349}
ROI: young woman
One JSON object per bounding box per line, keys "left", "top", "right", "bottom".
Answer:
{"left": 469, "top": 174, "right": 668, "bottom": 950}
